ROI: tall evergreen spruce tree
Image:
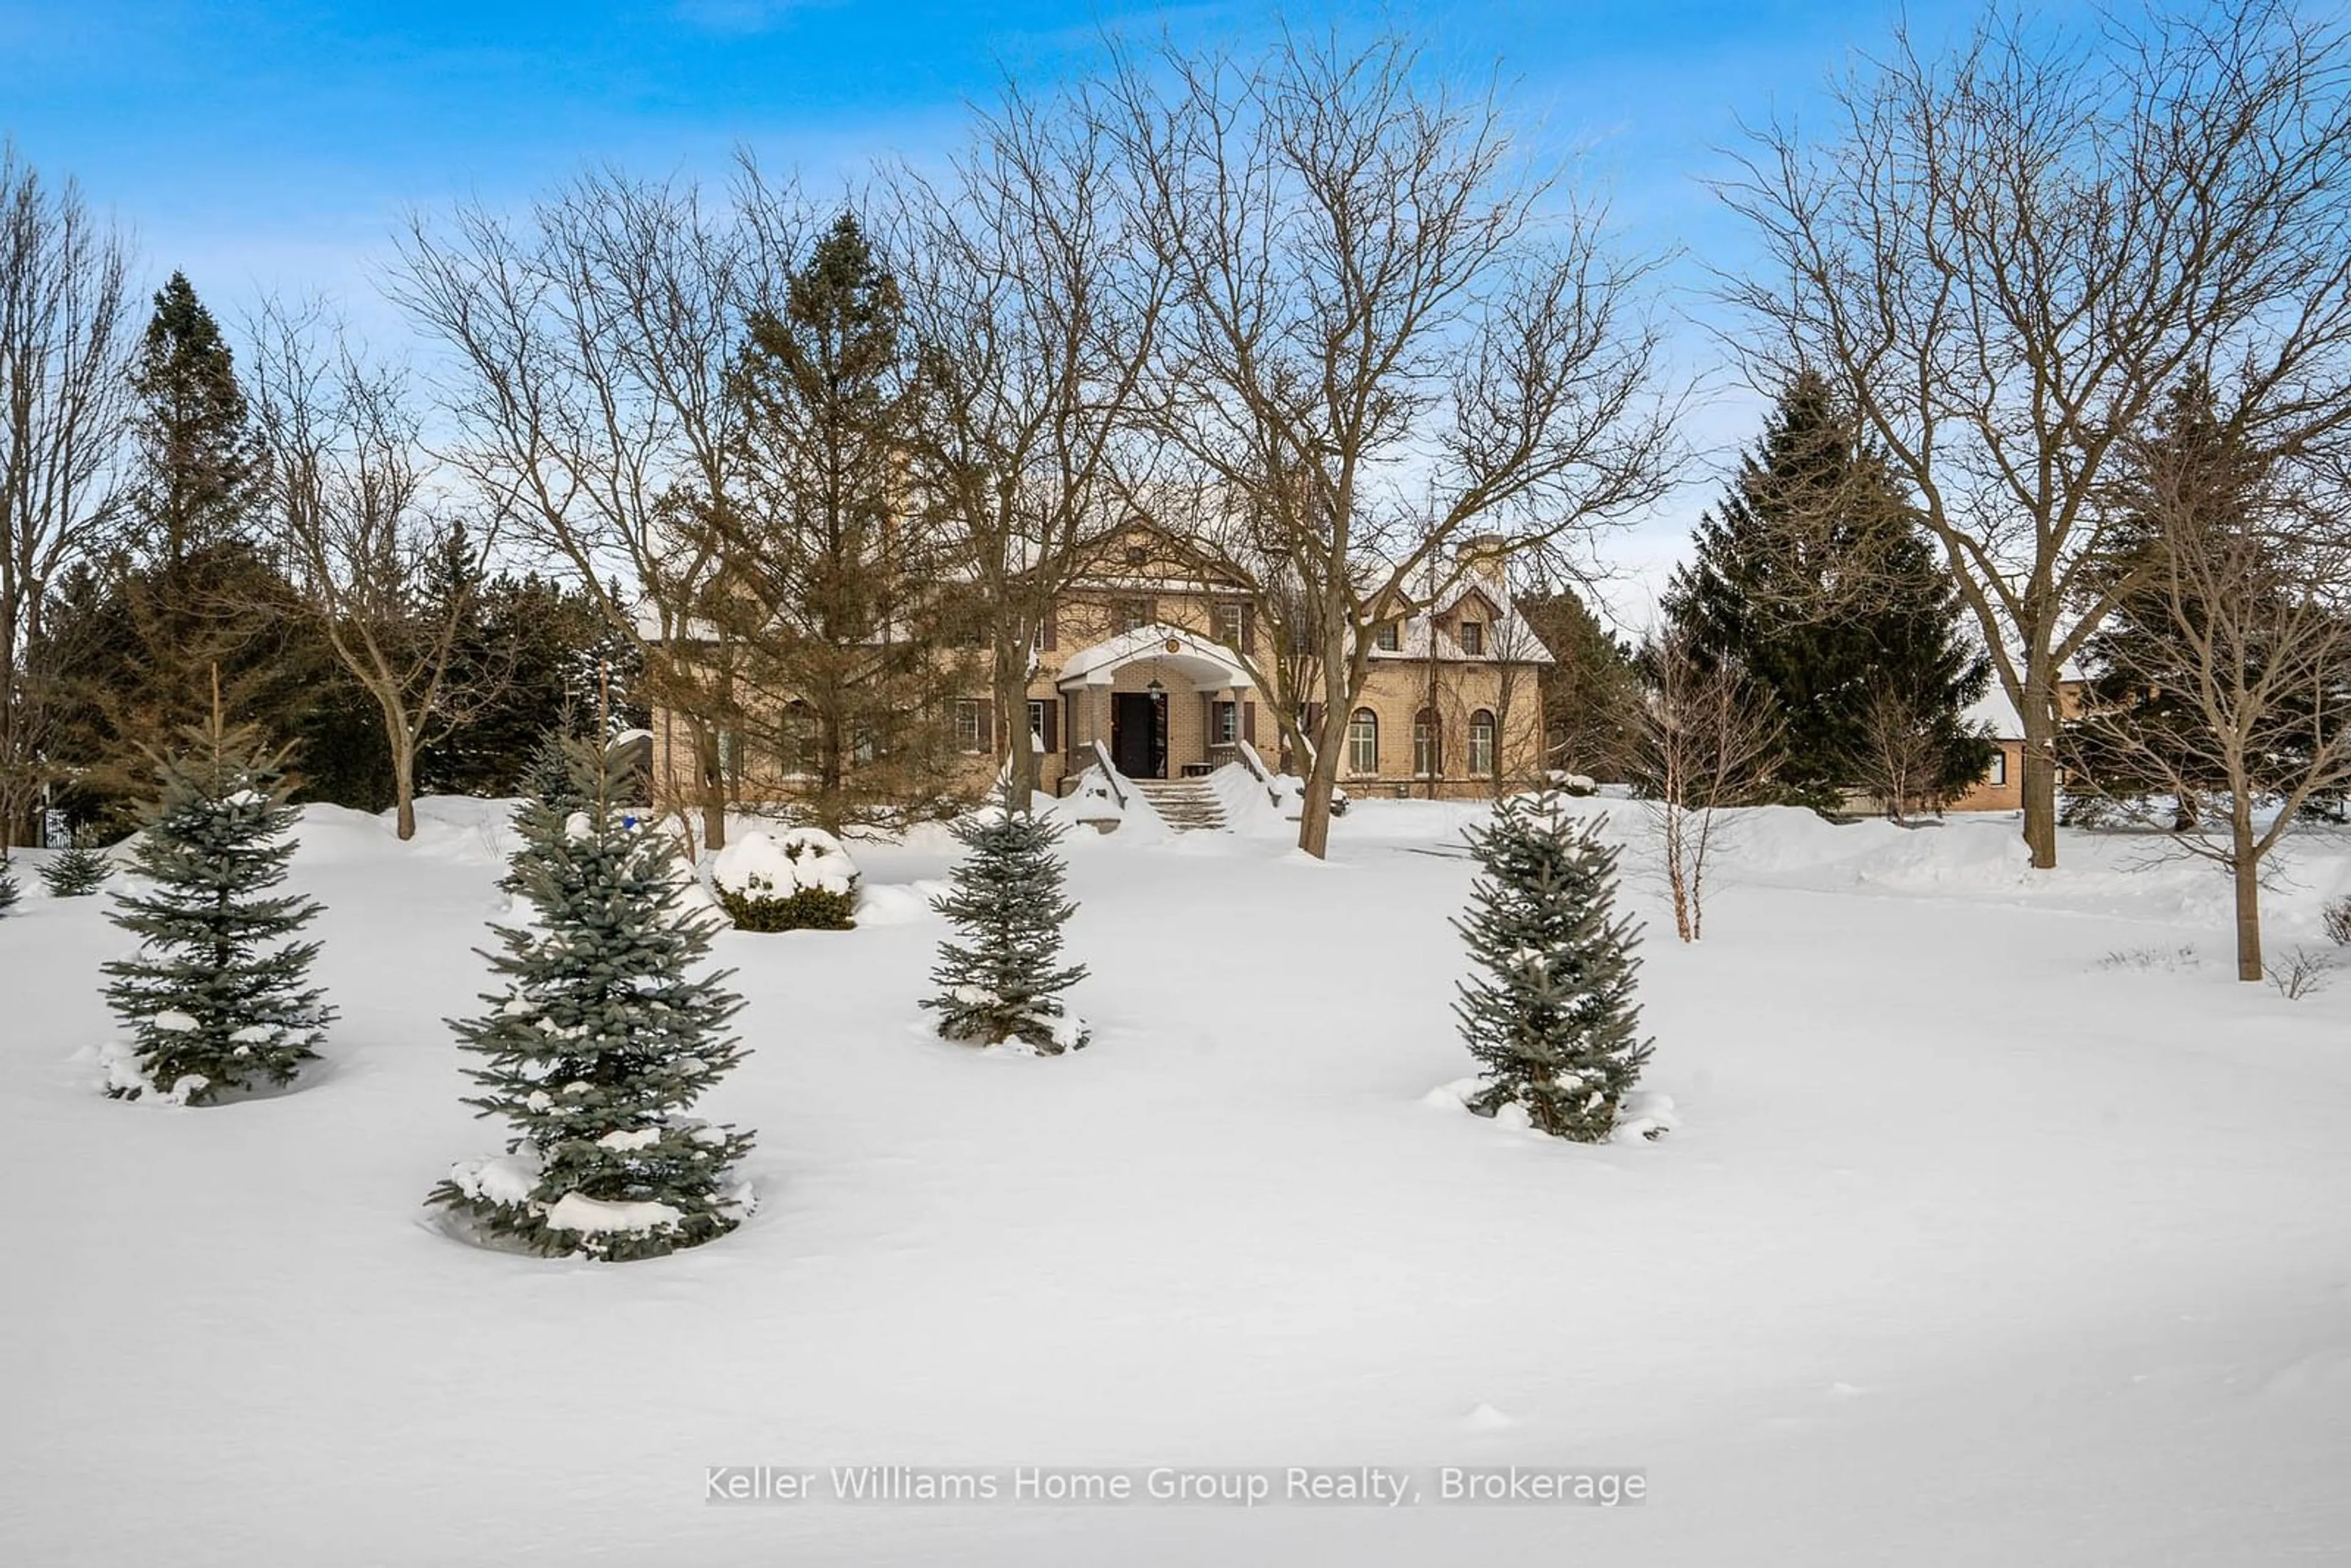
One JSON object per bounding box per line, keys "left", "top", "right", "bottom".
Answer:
{"left": 430, "top": 743, "right": 753, "bottom": 1261}
{"left": 128, "top": 272, "right": 269, "bottom": 566}
{"left": 497, "top": 729, "right": 592, "bottom": 901}
{"left": 39, "top": 839, "right": 112, "bottom": 896}
{"left": 1453, "top": 794, "right": 1651, "bottom": 1141}
{"left": 716, "top": 212, "right": 960, "bottom": 831}
{"left": 924, "top": 779, "right": 1089, "bottom": 1053}
{"left": 100, "top": 710, "right": 332, "bottom": 1103}
{"left": 48, "top": 274, "right": 383, "bottom": 833}
{"left": 1663, "top": 371, "right": 1993, "bottom": 811}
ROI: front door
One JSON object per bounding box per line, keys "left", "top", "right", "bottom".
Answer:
{"left": 1112, "top": 692, "right": 1163, "bottom": 778}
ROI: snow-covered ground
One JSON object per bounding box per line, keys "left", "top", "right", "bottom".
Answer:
{"left": 7, "top": 795, "right": 2351, "bottom": 1565}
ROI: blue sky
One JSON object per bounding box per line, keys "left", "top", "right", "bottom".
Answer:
{"left": 0, "top": 0, "right": 2096, "bottom": 620}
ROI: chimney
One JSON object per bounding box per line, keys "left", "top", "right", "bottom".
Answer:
{"left": 1455, "top": 532, "right": 1509, "bottom": 592}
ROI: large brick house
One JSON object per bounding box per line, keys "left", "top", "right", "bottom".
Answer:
{"left": 648, "top": 524, "right": 1558, "bottom": 813}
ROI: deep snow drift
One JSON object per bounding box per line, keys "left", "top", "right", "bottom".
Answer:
{"left": 6, "top": 795, "right": 2350, "bottom": 1566}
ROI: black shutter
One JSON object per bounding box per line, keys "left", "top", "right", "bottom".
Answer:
{"left": 1041, "top": 612, "right": 1057, "bottom": 652}
{"left": 1243, "top": 701, "right": 1257, "bottom": 744}
{"left": 977, "top": 701, "right": 994, "bottom": 754}
{"left": 1239, "top": 602, "right": 1255, "bottom": 653}
{"left": 1041, "top": 699, "right": 1059, "bottom": 753}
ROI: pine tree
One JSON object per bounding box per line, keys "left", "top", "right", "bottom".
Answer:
{"left": 716, "top": 212, "right": 961, "bottom": 831}
{"left": 497, "top": 729, "right": 590, "bottom": 901}
{"left": 1452, "top": 794, "right": 1651, "bottom": 1141}
{"left": 2068, "top": 373, "right": 2278, "bottom": 826}
{"left": 100, "top": 709, "right": 332, "bottom": 1103}
{"left": 1519, "top": 582, "right": 1644, "bottom": 779}
{"left": 39, "top": 839, "right": 111, "bottom": 896}
{"left": 128, "top": 272, "right": 268, "bottom": 566}
{"left": 0, "top": 858, "right": 19, "bottom": 916}
{"left": 430, "top": 741, "right": 753, "bottom": 1261}
{"left": 924, "top": 779, "right": 1089, "bottom": 1053}
{"left": 520, "top": 728, "right": 584, "bottom": 811}
{"left": 1662, "top": 370, "right": 1992, "bottom": 811}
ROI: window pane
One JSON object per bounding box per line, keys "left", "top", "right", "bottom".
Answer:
{"left": 1469, "top": 712, "right": 1494, "bottom": 776}
{"left": 1348, "top": 710, "right": 1378, "bottom": 773}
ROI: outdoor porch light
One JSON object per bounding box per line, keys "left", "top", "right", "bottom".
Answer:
{"left": 1146, "top": 677, "right": 1166, "bottom": 699}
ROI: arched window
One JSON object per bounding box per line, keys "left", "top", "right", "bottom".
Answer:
{"left": 1468, "top": 709, "right": 1496, "bottom": 777}
{"left": 1413, "top": 708, "right": 1440, "bottom": 777}
{"left": 1347, "top": 708, "right": 1379, "bottom": 776}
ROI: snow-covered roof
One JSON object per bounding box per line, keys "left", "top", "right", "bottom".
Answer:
{"left": 1055, "top": 623, "right": 1256, "bottom": 692}
{"left": 1966, "top": 685, "right": 2023, "bottom": 740}
{"left": 1965, "top": 658, "right": 2087, "bottom": 739}
{"left": 1368, "top": 572, "right": 1555, "bottom": 667}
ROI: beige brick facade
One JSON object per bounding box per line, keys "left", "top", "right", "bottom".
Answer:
{"left": 651, "top": 525, "right": 1557, "bottom": 813}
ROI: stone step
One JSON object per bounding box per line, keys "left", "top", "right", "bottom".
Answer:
{"left": 1127, "top": 779, "right": 1227, "bottom": 833}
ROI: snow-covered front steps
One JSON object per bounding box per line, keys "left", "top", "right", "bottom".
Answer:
{"left": 1128, "top": 776, "right": 1228, "bottom": 832}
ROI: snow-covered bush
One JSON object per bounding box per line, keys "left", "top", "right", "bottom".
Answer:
{"left": 1452, "top": 793, "right": 1654, "bottom": 1142}
{"left": 711, "top": 827, "right": 858, "bottom": 931}
{"left": 429, "top": 740, "right": 754, "bottom": 1262}
{"left": 39, "top": 840, "right": 112, "bottom": 896}
{"left": 924, "top": 781, "right": 1089, "bottom": 1054}
{"left": 99, "top": 715, "right": 333, "bottom": 1104}
{"left": 2323, "top": 896, "right": 2351, "bottom": 948}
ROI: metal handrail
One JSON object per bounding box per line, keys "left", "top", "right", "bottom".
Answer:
{"left": 1233, "top": 738, "right": 1282, "bottom": 805}
{"left": 1089, "top": 738, "right": 1130, "bottom": 809}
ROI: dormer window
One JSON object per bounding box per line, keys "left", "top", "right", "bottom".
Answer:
{"left": 1118, "top": 598, "right": 1152, "bottom": 633}
{"left": 1459, "top": 620, "right": 1484, "bottom": 655}
{"left": 1125, "top": 544, "right": 1149, "bottom": 565}
{"left": 1374, "top": 623, "right": 1400, "bottom": 652}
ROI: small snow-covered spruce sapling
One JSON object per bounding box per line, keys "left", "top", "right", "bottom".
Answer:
{"left": 429, "top": 741, "right": 756, "bottom": 1261}
{"left": 1452, "top": 794, "right": 1653, "bottom": 1141}
{"left": 39, "top": 839, "right": 113, "bottom": 896}
{"left": 497, "top": 728, "right": 589, "bottom": 901}
{"left": 924, "top": 778, "right": 1090, "bottom": 1053}
{"left": 0, "top": 858, "right": 19, "bottom": 915}
{"left": 99, "top": 713, "right": 334, "bottom": 1103}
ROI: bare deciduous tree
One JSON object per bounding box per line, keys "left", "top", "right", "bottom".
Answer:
{"left": 1108, "top": 32, "right": 1678, "bottom": 857}
{"left": 1853, "top": 683, "right": 1948, "bottom": 824}
{"left": 389, "top": 165, "right": 807, "bottom": 850}
{"left": 890, "top": 79, "right": 1169, "bottom": 811}
{"left": 0, "top": 146, "right": 132, "bottom": 847}
{"left": 1638, "top": 634, "right": 1781, "bottom": 942}
{"left": 2074, "top": 449, "right": 2351, "bottom": 982}
{"left": 1722, "top": 3, "right": 2351, "bottom": 869}
{"left": 248, "top": 302, "right": 509, "bottom": 841}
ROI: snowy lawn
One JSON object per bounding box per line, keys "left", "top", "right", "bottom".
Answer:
{"left": 7, "top": 797, "right": 2351, "bottom": 1565}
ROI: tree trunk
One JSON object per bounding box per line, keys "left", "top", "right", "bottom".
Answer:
{"left": 388, "top": 723, "right": 418, "bottom": 842}
{"left": 2019, "top": 664, "right": 2060, "bottom": 869}
{"left": 999, "top": 642, "right": 1033, "bottom": 815}
{"left": 1297, "top": 706, "right": 1344, "bottom": 858}
{"left": 1663, "top": 808, "right": 1693, "bottom": 942}
{"left": 2233, "top": 808, "right": 2263, "bottom": 983}
{"left": 697, "top": 724, "right": 727, "bottom": 852}
{"left": 820, "top": 707, "right": 846, "bottom": 832}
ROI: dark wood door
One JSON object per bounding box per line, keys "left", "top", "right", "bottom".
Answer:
{"left": 1112, "top": 692, "right": 1163, "bottom": 778}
